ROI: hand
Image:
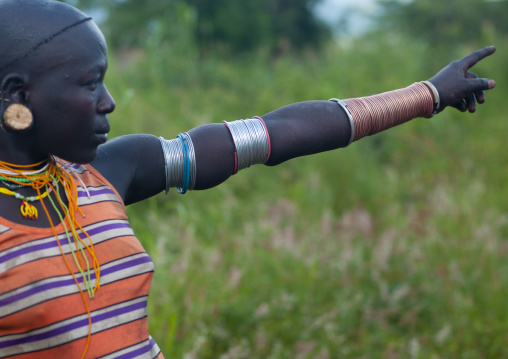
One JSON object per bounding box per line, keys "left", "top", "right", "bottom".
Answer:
{"left": 428, "top": 46, "right": 496, "bottom": 113}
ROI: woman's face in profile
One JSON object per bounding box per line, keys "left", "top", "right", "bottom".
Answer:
{"left": 27, "top": 21, "right": 116, "bottom": 164}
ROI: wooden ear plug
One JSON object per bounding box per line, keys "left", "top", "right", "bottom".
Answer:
{"left": 3, "top": 103, "right": 33, "bottom": 131}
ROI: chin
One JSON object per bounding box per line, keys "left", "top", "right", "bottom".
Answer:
{"left": 53, "top": 150, "right": 98, "bottom": 165}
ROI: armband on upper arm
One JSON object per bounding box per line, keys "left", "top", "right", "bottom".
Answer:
{"left": 222, "top": 116, "right": 271, "bottom": 174}
{"left": 159, "top": 133, "right": 196, "bottom": 194}
{"left": 159, "top": 116, "right": 271, "bottom": 194}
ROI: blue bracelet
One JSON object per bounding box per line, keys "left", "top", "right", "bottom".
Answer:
{"left": 176, "top": 133, "right": 190, "bottom": 194}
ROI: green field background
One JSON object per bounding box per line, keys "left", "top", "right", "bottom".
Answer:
{"left": 104, "top": 34, "right": 508, "bottom": 358}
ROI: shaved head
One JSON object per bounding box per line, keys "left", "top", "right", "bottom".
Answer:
{"left": 0, "top": 0, "right": 91, "bottom": 76}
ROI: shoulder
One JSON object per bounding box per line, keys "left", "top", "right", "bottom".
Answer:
{"left": 90, "top": 134, "right": 166, "bottom": 204}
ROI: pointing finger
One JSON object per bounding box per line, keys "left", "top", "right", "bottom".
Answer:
{"left": 458, "top": 46, "right": 496, "bottom": 71}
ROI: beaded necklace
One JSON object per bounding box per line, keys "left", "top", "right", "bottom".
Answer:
{"left": 0, "top": 174, "right": 37, "bottom": 189}
{"left": 0, "top": 186, "right": 50, "bottom": 219}
{"left": 0, "top": 157, "right": 100, "bottom": 357}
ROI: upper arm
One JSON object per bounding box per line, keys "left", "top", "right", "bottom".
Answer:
{"left": 89, "top": 124, "right": 237, "bottom": 205}
{"left": 90, "top": 124, "right": 237, "bottom": 204}
{"left": 91, "top": 134, "right": 166, "bottom": 205}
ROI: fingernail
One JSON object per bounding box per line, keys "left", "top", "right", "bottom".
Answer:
{"left": 488, "top": 79, "right": 496, "bottom": 89}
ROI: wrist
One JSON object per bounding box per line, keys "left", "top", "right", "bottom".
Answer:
{"left": 421, "top": 80, "right": 440, "bottom": 114}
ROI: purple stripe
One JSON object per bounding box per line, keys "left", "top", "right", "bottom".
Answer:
{"left": 80, "top": 222, "right": 130, "bottom": 238}
{"left": 63, "top": 163, "right": 83, "bottom": 171}
{"left": 0, "top": 299, "right": 147, "bottom": 349}
{"left": 100, "top": 256, "right": 153, "bottom": 277}
{"left": 0, "top": 255, "right": 152, "bottom": 309}
{"left": 59, "top": 163, "right": 84, "bottom": 174}
{"left": 0, "top": 222, "right": 131, "bottom": 265}
{"left": 78, "top": 188, "right": 115, "bottom": 198}
{"left": 0, "top": 277, "right": 76, "bottom": 307}
{"left": 113, "top": 340, "right": 156, "bottom": 359}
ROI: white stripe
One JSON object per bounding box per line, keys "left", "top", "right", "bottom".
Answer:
{"left": 0, "top": 225, "right": 9, "bottom": 235}
{"left": 0, "top": 219, "right": 134, "bottom": 273}
{"left": 0, "top": 253, "right": 153, "bottom": 318}
{"left": 57, "top": 161, "right": 88, "bottom": 175}
{"left": 98, "top": 339, "right": 149, "bottom": 359}
{"left": 98, "top": 336, "right": 160, "bottom": 359}
{"left": 77, "top": 186, "right": 120, "bottom": 206}
{"left": 0, "top": 297, "right": 148, "bottom": 357}
{"left": 150, "top": 339, "right": 162, "bottom": 359}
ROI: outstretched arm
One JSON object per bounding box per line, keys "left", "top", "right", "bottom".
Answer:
{"left": 92, "top": 47, "right": 496, "bottom": 205}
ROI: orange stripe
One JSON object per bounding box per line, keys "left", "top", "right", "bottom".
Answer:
{"left": 0, "top": 162, "right": 159, "bottom": 358}
{"left": 0, "top": 275, "right": 152, "bottom": 336}
{"left": 4, "top": 319, "right": 151, "bottom": 359}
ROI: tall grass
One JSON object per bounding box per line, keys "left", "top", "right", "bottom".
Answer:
{"left": 105, "top": 35, "right": 508, "bottom": 358}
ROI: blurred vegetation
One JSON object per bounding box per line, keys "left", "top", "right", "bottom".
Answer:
{"left": 62, "top": 0, "right": 508, "bottom": 357}
{"left": 378, "top": 0, "right": 508, "bottom": 67}
{"left": 62, "top": 0, "right": 330, "bottom": 56}
{"left": 60, "top": 0, "right": 508, "bottom": 62}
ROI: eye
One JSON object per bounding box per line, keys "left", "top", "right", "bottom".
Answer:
{"left": 82, "top": 72, "right": 105, "bottom": 90}
{"left": 84, "top": 78, "right": 100, "bottom": 90}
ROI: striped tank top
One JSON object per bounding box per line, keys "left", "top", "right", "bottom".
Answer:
{"left": 0, "top": 163, "right": 164, "bottom": 358}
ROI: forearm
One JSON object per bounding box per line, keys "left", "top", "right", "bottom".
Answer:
{"left": 189, "top": 82, "right": 434, "bottom": 189}
{"left": 262, "top": 82, "right": 436, "bottom": 165}
{"left": 343, "top": 82, "right": 436, "bottom": 141}
{"left": 262, "top": 100, "right": 352, "bottom": 166}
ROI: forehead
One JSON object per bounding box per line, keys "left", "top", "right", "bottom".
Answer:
{"left": 0, "top": 0, "right": 94, "bottom": 73}
{"left": 34, "top": 21, "right": 108, "bottom": 77}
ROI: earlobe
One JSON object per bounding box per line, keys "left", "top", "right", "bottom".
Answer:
{"left": 0, "top": 73, "right": 34, "bottom": 132}
{"left": 2, "top": 103, "right": 33, "bottom": 131}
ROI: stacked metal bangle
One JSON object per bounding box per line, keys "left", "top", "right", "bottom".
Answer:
{"left": 222, "top": 118, "right": 270, "bottom": 173}
{"left": 158, "top": 132, "right": 196, "bottom": 194}
{"left": 341, "top": 82, "right": 435, "bottom": 142}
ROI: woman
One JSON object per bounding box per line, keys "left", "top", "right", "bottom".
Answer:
{"left": 0, "top": 0, "right": 496, "bottom": 358}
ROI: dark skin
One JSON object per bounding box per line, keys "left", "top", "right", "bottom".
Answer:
{"left": 0, "top": 2, "right": 497, "bottom": 228}
{"left": 95, "top": 46, "right": 496, "bottom": 204}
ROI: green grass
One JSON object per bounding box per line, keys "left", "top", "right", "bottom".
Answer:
{"left": 105, "top": 35, "right": 508, "bottom": 358}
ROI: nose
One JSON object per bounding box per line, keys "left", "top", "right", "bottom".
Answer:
{"left": 98, "top": 85, "right": 116, "bottom": 114}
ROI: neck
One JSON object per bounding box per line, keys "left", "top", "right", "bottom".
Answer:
{"left": 0, "top": 154, "right": 51, "bottom": 168}
{"left": 0, "top": 128, "right": 50, "bottom": 165}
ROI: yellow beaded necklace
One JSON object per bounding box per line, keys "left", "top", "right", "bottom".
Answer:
{"left": 0, "top": 186, "right": 49, "bottom": 219}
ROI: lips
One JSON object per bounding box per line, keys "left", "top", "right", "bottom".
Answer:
{"left": 96, "top": 119, "right": 110, "bottom": 134}
{"left": 94, "top": 120, "right": 110, "bottom": 143}
{"left": 92, "top": 132, "right": 108, "bottom": 144}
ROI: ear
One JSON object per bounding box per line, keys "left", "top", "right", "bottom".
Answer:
{"left": 1, "top": 73, "right": 29, "bottom": 106}
{"left": 1, "top": 73, "right": 33, "bottom": 133}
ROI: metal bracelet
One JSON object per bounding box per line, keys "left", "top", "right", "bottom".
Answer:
{"left": 183, "top": 132, "right": 196, "bottom": 192}
{"left": 222, "top": 118, "right": 269, "bottom": 172}
{"left": 421, "top": 81, "right": 440, "bottom": 113}
{"left": 329, "top": 98, "right": 355, "bottom": 146}
{"left": 158, "top": 133, "right": 196, "bottom": 194}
